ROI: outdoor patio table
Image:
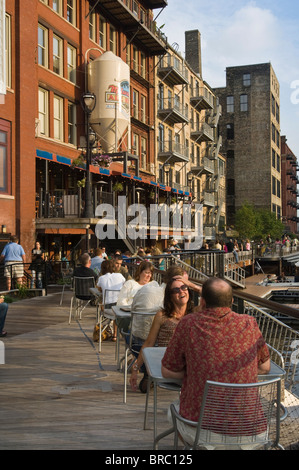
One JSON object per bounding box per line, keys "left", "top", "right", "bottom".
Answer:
{"left": 142, "top": 346, "right": 286, "bottom": 449}
{"left": 112, "top": 305, "right": 132, "bottom": 367}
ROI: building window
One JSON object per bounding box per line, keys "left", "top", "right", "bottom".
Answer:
{"left": 140, "top": 52, "right": 146, "bottom": 79}
{"left": 272, "top": 176, "right": 276, "bottom": 196}
{"left": 227, "top": 179, "right": 235, "bottom": 196}
{"left": 109, "top": 25, "right": 117, "bottom": 54}
{"left": 67, "top": 44, "right": 76, "bottom": 83}
{"left": 277, "top": 179, "right": 281, "bottom": 198}
{"left": 141, "top": 137, "right": 147, "bottom": 169}
{"left": 226, "top": 96, "right": 234, "bottom": 113}
{"left": 53, "top": 95, "right": 64, "bottom": 141}
{"left": 132, "top": 90, "right": 138, "bottom": 119}
{"left": 276, "top": 154, "right": 280, "bottom": 172}
{"left": 227, "top": 123, "right": 234, "bottom": 140}
{"left": 0, "top": 120, "right": 11, "bottom": 194}
{"left": 240, "top": 94, "right": 248, "bottom": 112}
{"left": 38, "top": 24, "right": 48, "bottom": 67}
{"left": 67, "top": 0, "right": 76, "bottom": 26}
{"left": 68, "top": 102, "right": 76, "bottom": 145}
{"left": 38, "top": 88, "right": 49, "bottom": 136}
{"left": 99, "top": 16, "right": 106, "bottom": 50}
{"left": 132, "top": 46, "right": 138, "bottom": 73}
{"left": 272, "top": 123, "right": 276, "bottom": 143}
{"left": 5, "top": 14, "right": 12, "bottom": 89}
{"left": 89, "top": 10, "right": 96, "bottom": 41}
{"left": 243, "top": 74, "right": 251, "bottom": 86}
{"left": 132, "top": 133, "right": 139, "bottom": 155}
{"left": 52, "top": 0, "right": 62, "bottom": 15}
{"left": 272, "top": 149, "right": 276, "bottom": 168}
{"left": 53, "top": 35, "right": 63, "bottom": 76}
{"left": 140, "top": 95, "right": 146, "bottom": 123}
{"left": 126, "top": 42, "right": 131, "bottom": 66}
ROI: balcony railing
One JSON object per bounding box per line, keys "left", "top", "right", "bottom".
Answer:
{"left": 190, "top": 122, "right": 214, "bottom": 143}
{"left": 36, "top": 189, "right": 113, "bottom": 219}
{"left": 158, "top": 54, "right": 189, "bottom": 86}
{"left": 100, "top": 0, "right": 167, "bottom": 55}
{"left": 157, "top": 97, "right": 189, "bottom": 125}
{"left": 190, "top": 87, "right": 214, "bottom": 110}
{"left": 158, "top": 140, "right": 189, "bottom": 163}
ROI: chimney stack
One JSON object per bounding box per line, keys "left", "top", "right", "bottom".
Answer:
{"left": 185, "top": 30, "right": 202, "bottom": 77}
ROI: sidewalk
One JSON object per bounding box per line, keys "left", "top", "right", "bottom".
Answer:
{"left": 0, "top": 290, "right": 177, "bottom": 450}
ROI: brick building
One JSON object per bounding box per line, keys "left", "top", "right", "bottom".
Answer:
{"left": 280, "top": 136, "right": 299, "bottom": 233}
{"left": 214, "top": 63, "right": 282, "bottom": 227}
{"left": 1, "top": 0, "right": 169, "bottom": 259}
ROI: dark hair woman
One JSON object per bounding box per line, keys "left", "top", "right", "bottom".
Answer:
{"left": 130, "top": 277, "right": 193, "bottom": 393}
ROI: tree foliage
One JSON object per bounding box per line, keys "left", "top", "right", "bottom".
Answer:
{"left": 235, "top": 202, "right": 284, "bottom": 241}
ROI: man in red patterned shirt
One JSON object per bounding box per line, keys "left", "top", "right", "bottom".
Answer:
{"left": 162, "top": 277, "right": 270, "bottom": 446}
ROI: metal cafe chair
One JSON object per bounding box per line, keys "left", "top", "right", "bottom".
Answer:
{"left": 123, "top": 311, "right": 155, "bottom": 403}
{"left": 69, "top": 276, "right": 96, "bottom": 324}
{"left": 170, "top": 377, "right": 287, "bottom": 450}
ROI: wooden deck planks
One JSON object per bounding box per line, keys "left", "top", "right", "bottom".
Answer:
{"left": 0, "top": 292, "right": 177, "bottom": 450}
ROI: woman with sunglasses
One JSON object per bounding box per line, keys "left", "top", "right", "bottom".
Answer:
{"left": 130, "top": 278, "right": 194, "bottom": 393}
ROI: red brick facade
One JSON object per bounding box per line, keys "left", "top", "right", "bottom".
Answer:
{"left": 281, "top": 136, "right": 299, "bottom": 233}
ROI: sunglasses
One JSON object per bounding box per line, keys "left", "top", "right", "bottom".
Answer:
{"left": 171, "top": 285, "right": 188, "bottom": 294}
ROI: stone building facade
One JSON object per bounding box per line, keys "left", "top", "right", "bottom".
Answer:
{"left": 214, "top": 63, "right": 281, "bottom": 227}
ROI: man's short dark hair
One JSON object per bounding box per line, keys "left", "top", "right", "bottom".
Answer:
{"left": 80, "top": 253, "right": 91, "bottom": 266}
{"left": 202, "top": 277, "right": 233, "bottom": 308}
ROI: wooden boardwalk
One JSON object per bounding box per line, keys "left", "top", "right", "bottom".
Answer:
{"left": 1, "top": 287, "right": 299, "bottom": 451}
{"left": 0, "top": 291, "right": 178, "bottom": 450}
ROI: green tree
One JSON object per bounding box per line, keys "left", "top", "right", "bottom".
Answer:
{"left": 255, "top": 209, "right": 284, "bottom": 241}
{"left": 235, "top": 203, "right": 284, "bottom": 241}
{"left": 234, "top": 202, "right": 257, "bottom": 240}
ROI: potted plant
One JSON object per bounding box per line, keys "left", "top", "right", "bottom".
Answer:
{"left": 71, "top": 154, "right": 85, "bottom": 168}
{"left": 91, "top": 154, "right": 112, "bottom": 168}
{"left": 112, "top": 182, "right": 124, "bottom": 193}
{"left": 77, "top": 178, "right": 86, "bottom": 188}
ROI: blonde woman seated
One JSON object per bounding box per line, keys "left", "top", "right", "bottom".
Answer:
{"left": 130, "top": 277, "right": 194, "bottom": 393}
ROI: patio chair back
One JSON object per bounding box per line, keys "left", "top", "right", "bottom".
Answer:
{"left": 171, "top": 377, "right": 286, "bottom": 450}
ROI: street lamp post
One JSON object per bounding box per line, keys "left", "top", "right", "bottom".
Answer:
{"left": 81, "top": 92, "right": 96, "bottom": 218}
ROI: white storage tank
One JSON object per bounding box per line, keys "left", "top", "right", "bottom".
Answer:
{"left": 88, "top": 51, "right": 130, "bottom": 153}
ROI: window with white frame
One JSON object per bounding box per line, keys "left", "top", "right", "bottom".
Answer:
{"left": 140, "top": 52, "right": 146, "bottom": 79}
{"left": 132, "top": 90, "right": 138, "bottom": 119}
{"left": 141, "top": 137, "right": 147, "bottom": 169}
{"left": 68, "top": 102, "right": 77, "bottom": 145}
{"left": 140, "top": 95, "right": 146, "bottom": 123}
{"left": 38, "top": 24, "right": 48, "bottom": 67}
{"left": 53, "top": 34, "right": 63, "bottom": 76}
{"left": 89, "top": 10, "right": 96, "bottom": 42}
{"left": 38, "top": 88, "right": 49, "bottom": 136}
{"left": 109, "top": 25, "right": 117, "bottom": 54}
{"left": 133, "top": 46, "right": 138, "bottom": 73}
{"left": 5, "top": 14, "right": 11, "bottom": 89}
{"left": 67, "top": 0, "right": 76, "bottom": 26}
{"left": 52, "top": 0, "right": 63, "bottom": 15}
{"left": 53, "top": 95, "right": 64, "bottom": 141}
{"left": 67, "top": 44, "right": 76, "bottom": 83}
{"left": 126, "top": 43, "right": 131, "bottom": 66}
{"left": 0, "top": 120, "right": 11, "bottom": 194}
{"left": 132, "top": 133, "right": 139, "bottom": 155}
{"left": 99, "top": 16, "right": 106, "bottom": 49}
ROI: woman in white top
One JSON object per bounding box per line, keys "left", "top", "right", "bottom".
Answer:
{"left": 115, "top": 261, "right": 154, "bottom": 335}
{"left": 116, "top": 260, "right": 154, "bottom": 306}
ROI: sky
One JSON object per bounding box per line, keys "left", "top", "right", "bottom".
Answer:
{"left": 158, "top": 0, "right": 299, "bottom": 156}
